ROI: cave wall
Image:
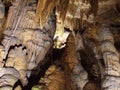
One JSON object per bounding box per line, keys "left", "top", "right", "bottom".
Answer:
{"left": 0, "top": 0, "right": 119, "bottom": 90}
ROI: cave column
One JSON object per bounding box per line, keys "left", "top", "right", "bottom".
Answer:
{"left": 99, "top": 24, "right": 120, "bottom": 90}
{"left": 0, "top": 0, "right": 56, "bottom": 89}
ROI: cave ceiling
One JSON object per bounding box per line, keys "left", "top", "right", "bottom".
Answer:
{"left": 36, "top": 0, "right": 120, "bottom": 28}
{"left": 2, "top": 0, "right": 120, "bottom": 49}
{"left": 35, "top": 0, "right": 120, "bottom": 48}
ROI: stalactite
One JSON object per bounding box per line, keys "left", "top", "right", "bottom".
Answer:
{"left": 36, "top": 0, "right": 56, "bottom": 29}
{"left": 99, "top": 23, "right": 120, "bottom": 90}
{"left": 54, "top": 0, "right": 69, "bottom": 49}
{"left": 56, "top": 0, "right": 69, "bottom": 22}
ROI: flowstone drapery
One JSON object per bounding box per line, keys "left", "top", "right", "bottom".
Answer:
{"left": 99, "top": 24, "right": 120, "bottom": 90}
{"left": 0, "top": 0, "right": 56, "bottom": 89}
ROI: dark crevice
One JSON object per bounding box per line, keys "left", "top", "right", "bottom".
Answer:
{"left": 22, "top": 48, "right": 64, "bottom": 90}
{"left": 13, "top": 80, "right": 23, "bottom": 90}
{"left": 115, "top": 42, "right": 120, "bottom": 52}
{"left": 23, "top": 52, "right": 52, "bottom": 90}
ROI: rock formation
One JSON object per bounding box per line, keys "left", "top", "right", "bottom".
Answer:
{"left": 0, "top": 0, "right": 119, "bottom": 90}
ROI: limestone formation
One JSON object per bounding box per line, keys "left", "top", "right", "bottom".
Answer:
{"left": 99, "top": 24, "right": 120, "bottom": 90}
{"left": 0, "top": 0, "right": 119, "bottom": 90}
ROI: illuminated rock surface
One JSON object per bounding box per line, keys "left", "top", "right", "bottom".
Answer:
{"left": 0, "top": 0, "right": 119, "bottom": 90}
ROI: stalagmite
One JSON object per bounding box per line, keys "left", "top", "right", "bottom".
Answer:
{"left": 39, "top": 65, "right": 65, "bottom": 90}
{"left": 61, "top": 31, "right": 88, "bottom": 90}
{"left": 99, "top": 23, "right": 120, "bottom": 90}
{"left": 61, "top": 32, "right": 78, "bottom": 90}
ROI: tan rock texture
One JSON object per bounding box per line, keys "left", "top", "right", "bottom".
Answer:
{"left": 0, "top": 0, "right": 119, "bottom": 90}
